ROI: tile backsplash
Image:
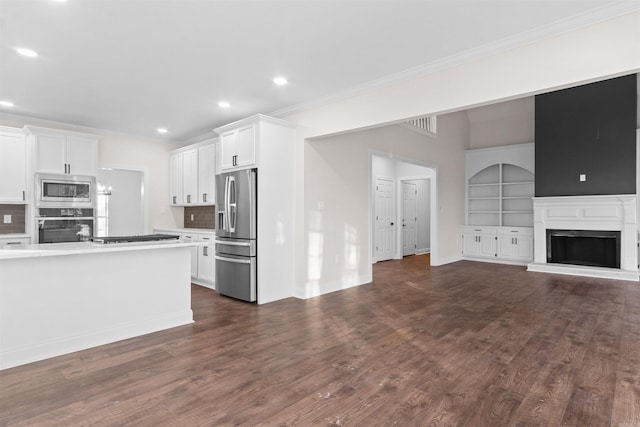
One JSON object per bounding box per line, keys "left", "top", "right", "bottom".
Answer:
{"left": 184, "top": 206, "right": 215, "bottom": 229}
{"left": 0, "top": 204, "right": 26, "bottom": 234}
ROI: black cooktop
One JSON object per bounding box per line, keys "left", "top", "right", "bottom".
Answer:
{"left": 91, "top": 234, "right": 180, "bottom": 244}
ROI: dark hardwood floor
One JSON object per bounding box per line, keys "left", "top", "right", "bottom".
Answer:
{"left": 2, "top": 255, "right": 640, "bottom": 426}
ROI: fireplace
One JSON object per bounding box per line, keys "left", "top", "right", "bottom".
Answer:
{"left": 528, "top": 195, "right": 638, "bottom": 281}
{"left": 546, "top": 229, "right": 620, "bottom": 269}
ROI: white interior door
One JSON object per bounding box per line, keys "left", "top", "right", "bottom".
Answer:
{"left": 402, "top": 181, "right": 417, "bottom": 256}
{"left": 374, "top": 177, "right": 395, "bottom": 262}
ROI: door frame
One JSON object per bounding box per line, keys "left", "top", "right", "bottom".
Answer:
{"left": 370, "top": 151, "right": 438, "bottom": 266}
{"left": 400, "top": 180, "right": 418, "bottom": 257}
{"left": 98, "top": 164, "right": 148, "bottom": 235}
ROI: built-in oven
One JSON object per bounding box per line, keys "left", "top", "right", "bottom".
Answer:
{"left": 36, "top": 208, "right": 95, "bottom": 244}
{"left": 36, "top": 174, "right": 95, "bottom": 208}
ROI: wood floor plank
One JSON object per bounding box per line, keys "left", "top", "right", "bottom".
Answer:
{"left": 2, "top": 255, "right": 639, "bottom": 426}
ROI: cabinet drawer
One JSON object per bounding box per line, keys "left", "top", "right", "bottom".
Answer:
{"left": 497, "top": 227, "right": 533, "bottom": 236}
{"left": 461, "top": 226, "right": 497, "bottom": 235}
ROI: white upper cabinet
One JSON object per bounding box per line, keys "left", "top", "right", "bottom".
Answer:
{"left": 0, "top": 127, "right": 27, "bottom": 203}
{"left": 27, "top": 126, "right": 99, "bottom": 176}
{"left": 182, "top": 148, "right": 198, "bottom": 204}
{"left": 169, "top": 152, "right": 183, "bottom": 206}
{"left": 218, "top": 123, "right": 256, "bottom": 171}
{"left": 169, "top": 140, "right": 216, "bottom": 206}
{"left": 198, "top": 144, "right": 216, "bottom": 204}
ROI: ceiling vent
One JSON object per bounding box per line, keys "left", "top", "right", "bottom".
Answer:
{"left": 404, "top": 115, "right": 437, "bottom": 135}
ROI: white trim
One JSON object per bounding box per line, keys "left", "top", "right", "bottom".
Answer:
{"left": 528, "top": 262, "right": 639, "bottom": 282}
{"left": 432, "top": 255, "right": 462, "bottom": 266}
{"left": 293, "top": 274, "right": 372, "bottom": 300}
{"left": 270, "top": 3, "right": 640, "bottom": 120}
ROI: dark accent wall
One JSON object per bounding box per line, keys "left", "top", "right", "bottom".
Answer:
{"left": 535, "top": 74, "right": 637, "bottom": 197}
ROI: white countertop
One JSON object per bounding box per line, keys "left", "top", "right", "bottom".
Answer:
{"left": 154, "top": 227, "right": 216, "bottom": 234}
{"left": 0, "top": 240, "right": 202, "bottom": 260}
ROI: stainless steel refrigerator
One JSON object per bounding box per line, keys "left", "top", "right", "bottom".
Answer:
{"left": 215, "top": 169, "right": 257, "bottom": 302}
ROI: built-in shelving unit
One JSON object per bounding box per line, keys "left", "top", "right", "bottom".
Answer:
{"left": 466, "top": 145, "right": 535, "bottom": 227}
{"left": 463, "top": 143, "right": 535, "bottom": 265}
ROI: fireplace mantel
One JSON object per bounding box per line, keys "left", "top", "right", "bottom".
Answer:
{"left": 527, "top": 194, "right": 639, "bottom": 281}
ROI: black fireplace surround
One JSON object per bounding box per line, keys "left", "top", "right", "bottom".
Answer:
{"left": 546, "top": 229, "right": 621, "bottom": 269}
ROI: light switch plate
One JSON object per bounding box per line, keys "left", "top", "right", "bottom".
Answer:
{"left": 579, "top": 174, "right": 586, "bottom": 182}
{"left": 3, "top": 215, "right": 11, "bottom": 224}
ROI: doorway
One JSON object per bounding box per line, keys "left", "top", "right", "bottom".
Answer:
{"left": 371, "top": 154, "right": 435, "bottom": 264}
{"left": 97, "top": 168, "right": 145, "bottom": 237}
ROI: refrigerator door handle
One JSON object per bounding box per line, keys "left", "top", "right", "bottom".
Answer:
{"left": 228, "top": 176, "right": 236, "bottom": 233}
{"left": 214, "top": 239, "right": 251, "bottom": 246}
{"left": 215, "top": 255, "right": 251, "bottom": 264}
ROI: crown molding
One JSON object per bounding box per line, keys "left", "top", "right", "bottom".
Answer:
{"left": 270, "top": 2, "right": 640, "bottom": 119}
{"left": 0, "top": 112, "right": 181, "bottom": 145}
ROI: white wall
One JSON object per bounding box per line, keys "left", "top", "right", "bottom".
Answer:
{"left": 98, "top": 134, "right": 183, "bottom": 232}
{"left": 97, "top": 168, "right": 144, "bottom": 236}
{"left": 286, "top": 11, "right": 640, "bottom": 300}
{"left": 466, "top": 97, "right": 534, "bottom": 149}
{"left": 297, "top": 112, "right": 468, "bottom": 298}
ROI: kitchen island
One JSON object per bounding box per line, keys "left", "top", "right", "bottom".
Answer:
{"left": 0, "top": 240, "right": 198, "bottom": 370}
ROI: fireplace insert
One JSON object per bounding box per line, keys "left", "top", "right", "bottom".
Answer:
{"left": 546, "top": 229, "right": 620, "bottom": 269}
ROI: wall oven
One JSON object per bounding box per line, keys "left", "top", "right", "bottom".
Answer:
{"left": 36, "top": 208, "right": 95, "bottom": 244}
{"left": 36, "top": 174, "right": 95, "bottom": 208}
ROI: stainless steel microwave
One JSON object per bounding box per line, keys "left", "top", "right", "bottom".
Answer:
{"left": 36, "top": 174, "right": 95, "bottom": 207}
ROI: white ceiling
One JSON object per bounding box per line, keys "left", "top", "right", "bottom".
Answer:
{"left": 0, "top": 0, "right": 636, "bottom": 143}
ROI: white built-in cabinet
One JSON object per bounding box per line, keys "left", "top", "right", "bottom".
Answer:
{"left": 0, "top": 127, "right": 27, "bottom": 203}
{"left": 26, "top": 126, "right": 99, "bottom": 176}
{"left": 154, "top": 228, "right": 215, "bottom": 289}
{"left": 218, "top": 123, "right": 256, "bottom": 171}
{"left": 169, "top": 139, "right": 216, "bottom": 206}
{"left": 0, "top": 236, "right": 30, "bottom": 246}
{"left": 462, "top": 143, "right": 535, "bottom": 264}
{"left": 213, "top": 114, "right": 296, "bottom": 304}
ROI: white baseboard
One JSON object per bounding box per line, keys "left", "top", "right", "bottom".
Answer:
{"left": 192, "top": 279, "right": 216, "bottom": 291}
{"left": 431, "top": 255, "right": 462, "bottom": 266}
{"left": 294, "top": 274, "right": 372, "bottom": 299}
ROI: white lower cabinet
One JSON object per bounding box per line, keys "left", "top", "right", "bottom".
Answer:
{"left": 462, "top": 226, "right": 497, "bottom": 259}
{"left": 196, "top": 234, "right": 215, "bottom": 287}
{"left": 462, "top": 226, "right": 533, "bottom": 264}
{"left": 154, "top": 228, "right": 215, "bottom": 289}
{"left": 0, "top": 236, "right": 30, "bottom": 246}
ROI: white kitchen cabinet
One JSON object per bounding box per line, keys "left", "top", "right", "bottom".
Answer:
{"left": 0, "top": 127, "right": 27, "bottom": 203}
{"left": 27, "top": 126, "right": 99, "bottom": 176}
{"left": 182, "top": 148, "right": 199, "bottom": 204}
{"left": 0, "top": 236, "right": 30, "bottom": 246}
{"left": 461, "top": 226, "right": 496, "bottom": 259}
{"left": 197, "top": 144, "right": 216, "bottom": 204}
{"left": 169, "top": 152, "right": 183, "bottom": 206}
{"left": 218, "top": 123, "right": 256, "bottom": 171}
{"left": 154, "top": 228, "right": 216, "bottom": 289}
{"left": 180, "top": 232, "right": 199, "bottom": 277}
{"left": 168, "top": 140, "right": 216, "bottom": 206}
{"left": 196, "top": 233, "right": 215, "bottom": 287}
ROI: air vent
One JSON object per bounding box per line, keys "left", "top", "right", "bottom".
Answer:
{"left": 405, "top": 115, "right": 437, "bottom": 134}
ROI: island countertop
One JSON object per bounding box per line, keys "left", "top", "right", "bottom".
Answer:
{"left": 0, "top": 239, "right": 202, "bottom": 260}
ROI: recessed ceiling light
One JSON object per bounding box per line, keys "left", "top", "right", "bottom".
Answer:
{"left": 273, "top": 77, "right": 288, "bottom": 86}
{"left": 157, "top": 128, "right": 168, "bottom": 134}
{"left": 15, "top": 47, "right": 38, "bottom": 58}
{"left": 218, "top": 101, "right": 230, "bottom": 108}
{"left": 0, "top": 101, "right": 15, "bottom": 108}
